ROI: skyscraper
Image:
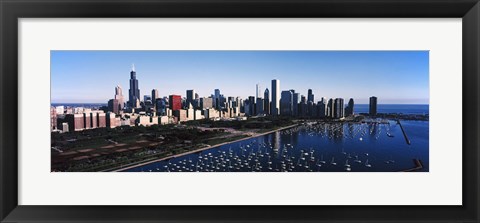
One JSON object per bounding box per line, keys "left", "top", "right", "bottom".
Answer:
{"left": 369, "top": 96, "right": 377, "bottom": 116}
{"left": 128, "top": 64, "right": 141, "bottom": 108}
{"left": 280, "top": 90, "right": 293, "bottom": 116}
{"left": 151, "top": 89, "right": 159, "bottom": 102}
{"left": 114, "top": 85, "right": 124, "bottom": 110}
{"left": 214, "top": 89, "right": 220, "bottom": 109}
{"left": 292, "top": 92, "right": 300, "bottom": 116}
{"left": 248, "top": 96, "right": 256, "bottom": 115}
{"left": 186, "top": 90, "right": 195, "bottom": 107}
{"left": 169, "top": 95, "right": 182, "bottom": 111}
{"left": 271, "top": 79, "right": 280, "bottom": 115}
{"left": 264, "top": 88, "right": 270, "bottom": 115}
{"left": 334, "top": 98, "right": 345, "bottom": 119}
{"left": 345, "top": 98, "right": 354, "bottom": 116}
{"left": 256, "top": 84, "right": 261, "bottom": 103}
{"left": 318, "top": 98, "right": 327, "bottom": 118}
{"left": 327, "top": 98, "right": 333, "bottom": 118}
{"left": 307, "top": 89, "right": 314, "bottom": 103}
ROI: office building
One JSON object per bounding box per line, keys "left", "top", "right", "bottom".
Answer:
{"left": 186, "top": 90, "right": 195, "bottom": 108}
{"left": 280, "top": 90, "right": 293, "bottom": 116}
{"left": 271, "top": 79, "right": 280, "bottom": 115}
{"left": 369, "top": 96, "right": 377, "bottom": 116}
{"left": 292, "top": 92, "right": 300, "bottom": 116}
{"left": 307, "top": 89, "right": 314, "bottom": 103}
{"left": 327, "top": 98, "right": 333, "bottom": 118}
{"left": 256, "top": 84, "right": 261, "bottom": 103}
{"left": 264, "top": 88, "right": 270, "bottom": 115}
{"left": 115, "top": 85, "right": 125, "bottom": 110}
{"left": 169, "top": 95, "right": 182, "bottom": 111}
{"left": 128, "top": 64, "right": 141, "bottom": 108}
{"left": 248, "top": 96, "right": 256, "bottom": 116}
{"left": 345, "top": 98, "right": 354, "bottom": 116}
{"left": 334, "top": 98, "right": 345, "bottom": 119}
{"left": 151, "top": 89, "right": 159, "bottom": 102}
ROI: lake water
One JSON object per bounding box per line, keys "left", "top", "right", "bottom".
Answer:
{"left": 123, "top": 120, "right": 429, "bottom": 172}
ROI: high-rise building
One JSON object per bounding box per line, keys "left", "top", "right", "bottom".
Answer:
{"left": 256, "top": 98, "right": 264, "bottom": 115}
{"left": 334, "top": 98, "right": 345, "bottom": 119}
{"left": 345, "top": 98, "right": 355, "bottom": 116}
{"left": 317, "top": 99, "right": 327, "bottom": 118}
{"left": 115, "top": 85, "right": 125, "bottom": 110}
{"left": 214, "top": 89, "right": 220, "bottom": 108}
{"left": 292, "top": 92, "right": 300, "bottom": 116}
{"left": 264, "top": 88, "right": 270, "bottom": 115}
{"left": 369, "top": 96, "right": 377, "bottom": 116}
{"left": 307, "top": 89, "right": 314, "bottom": 103}
{"left": 151, "top": 89, "right": 159, "bottom": 102}
{"left": 248, "top": 96, "right": 256, "bottom": 116}
{"left": 186, "top": 90, "right": 195, "bottom": 108}
{"left": 271, "top": 79, "right": 280, "bottom": 115}
{"left": 327, "top": 98, "right": 333, "bottom": 118}
{"left": 256, "top": 84, "right": 261, "bottom": 103}
{"left": 280, "top": 90, "right": 293, "bottom": 116}
{"left": 169, "top": 95, "right": 182, "bottom": 111}
{"left": 128, "top": 64, "right": 141, "bottom": 108}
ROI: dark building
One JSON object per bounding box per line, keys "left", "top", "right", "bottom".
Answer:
{"left": 248, "top": 96, "right": 256, "bottom": 115}
{"left": 307, "top": 101, "right": 315, "bottom": 117}
{"left": 169, "top": 95, "right": 182, "bottom": 111}
{"left": 307, "top": 89, "right": 314, "bottom": 103}
{"left": 280, "top": 90, "right": 293, "bottom": 116}
{"left": 345, "top": 98, "right": 355, "bottom": 117}
{"left": 264, "top": 88, "right": 270, "bottom": 115}
{"left": 317, "top": 100, "right": 326, "bottom": 118}
{"left": 186, "top": 90, "right": 195, "bottom": 108}
{"left": 292, "top": 91, "right": 299, "bottom": 117}
{"left": 327, "top": 98, "right": 334, "bottom": 118}
{"left": 334, "top": 98, "right": 345, "bottom": 119}
{"left": 369, "top": 96, "right": 377, "bottom": 116}
{"left": 128, "top": 64, "right": 141, "bottom": 108}
{"left": 256, "top": 98, "right": 264, "bottom": 115}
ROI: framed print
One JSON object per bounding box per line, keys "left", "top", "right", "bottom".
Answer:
{"left": 1, "top": 0, "right": 479, "bottom": 222}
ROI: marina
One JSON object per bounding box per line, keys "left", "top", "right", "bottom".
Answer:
{"left": 122, "top": 120, "right": 429, "bottom": 172}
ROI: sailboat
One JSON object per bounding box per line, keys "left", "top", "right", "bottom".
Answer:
{"left": 365, "top": 159, "right": 372, "bottom": 168}
{"left": 330, "top": 157, "right": 337, "bottom": 166}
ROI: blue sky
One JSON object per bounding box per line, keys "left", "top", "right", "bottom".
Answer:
{"left": 51, "top": 51, "right": 429, "bottom": 104}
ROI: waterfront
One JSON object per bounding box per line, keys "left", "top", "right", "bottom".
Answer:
{"left": 122, "top": 120, "right": 429, "bottom": 172}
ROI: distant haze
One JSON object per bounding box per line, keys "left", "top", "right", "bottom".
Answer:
{"left": 51, "top": 51, "right": 429, "bottom": 104}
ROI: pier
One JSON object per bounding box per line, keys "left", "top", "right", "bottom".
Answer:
{"left": 397, "top": 119, "right": 411, "bottom": 145}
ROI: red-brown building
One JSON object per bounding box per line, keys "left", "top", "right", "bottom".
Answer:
{"left": 169, "top": 95, "right": 182, "bottom": 111}
{"left": 65, "top": 114, "right": 85, "bottom": 132}
{"left": 50, "top": 107, "right": 57, "bottom": 131}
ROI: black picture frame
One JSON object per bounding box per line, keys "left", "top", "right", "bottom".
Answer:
{"left": 1, "top": 0, "right": 479, "bottom": 222}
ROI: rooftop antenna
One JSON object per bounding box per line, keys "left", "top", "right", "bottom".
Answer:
{"left": 131, "top": 63, "right": 135, "bottom": 72}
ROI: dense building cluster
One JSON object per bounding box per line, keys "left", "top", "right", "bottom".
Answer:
{"left": 50, "top": 65, "right": 378, "bottom": 133}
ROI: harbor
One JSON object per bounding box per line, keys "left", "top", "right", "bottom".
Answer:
{"left": 122, "top": 120, "right": 429, "bottom": 172}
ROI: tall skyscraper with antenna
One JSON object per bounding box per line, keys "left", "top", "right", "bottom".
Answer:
{"left": 128, "top": 64, "right": 141, "bottom": 108}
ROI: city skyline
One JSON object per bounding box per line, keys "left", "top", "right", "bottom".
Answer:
{"left": 51, "top": 51, "right": 429, "bottom": 104}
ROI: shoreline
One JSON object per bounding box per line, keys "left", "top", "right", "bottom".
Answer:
{"left": 112, "top": 123, "right": 298, "bottom": 172}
